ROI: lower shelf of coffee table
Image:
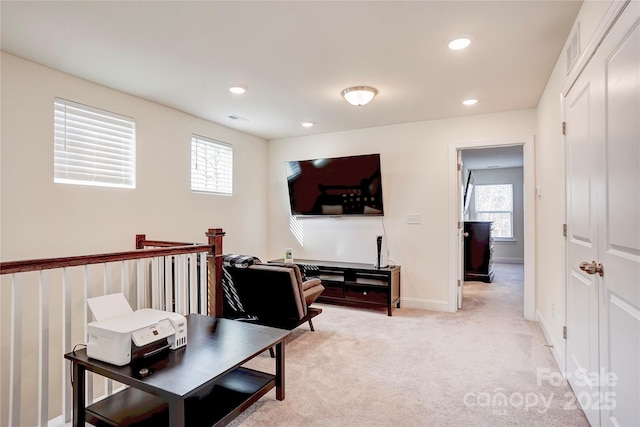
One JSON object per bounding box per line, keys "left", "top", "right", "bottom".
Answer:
{"left": 85, "top": 367, "right": 274, "bottom": 427}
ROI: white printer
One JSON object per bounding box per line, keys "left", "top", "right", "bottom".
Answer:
{"left": 86, "top": 293, "right": 187, "bottom": 366}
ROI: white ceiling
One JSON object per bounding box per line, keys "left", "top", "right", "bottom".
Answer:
{"left": 1, "top": 1, "right": 582, "bottom": 140}
{"left": 461, "top": 145, "right": 524, "bottom": 170}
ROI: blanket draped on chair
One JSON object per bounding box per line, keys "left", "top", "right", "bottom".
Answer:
{"left": 222, "top": 254, "right": 261, "bottom": 314}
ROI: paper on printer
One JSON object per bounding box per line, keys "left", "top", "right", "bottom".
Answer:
{"left": 86, "top": 293, "right": 187, "bottom": 366}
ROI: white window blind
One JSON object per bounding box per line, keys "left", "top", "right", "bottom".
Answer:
{"left": 54, "top": 98, "right": 136, "bottom": 188}
{"left": 475, "top": 184, "right": 513, "bottom": 238}
{"left": 191, "top": 135, "right": 233, "bottom": 195}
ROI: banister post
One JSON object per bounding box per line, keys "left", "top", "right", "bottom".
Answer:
{"left": 135, "top": 234, "right": 146, "bottom": 250}
{"left": 205, "top": 228, "right": 225, "bottom": 316}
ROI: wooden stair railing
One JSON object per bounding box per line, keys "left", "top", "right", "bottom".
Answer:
{"left": 136, "top": 228, "right": 226, "bottom": 316}
{"left": 0, "top": 227, "right": 225, "bottom": 427}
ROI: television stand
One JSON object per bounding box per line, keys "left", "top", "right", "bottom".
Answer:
{"left": 272, "top": 259, "right": 401, "bottom": 316}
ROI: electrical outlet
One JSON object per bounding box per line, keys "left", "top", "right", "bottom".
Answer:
{"left": 406, "top": 214, "right": 421, "bottom": 224}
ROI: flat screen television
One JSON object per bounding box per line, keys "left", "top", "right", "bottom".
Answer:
{"left": 285, "top": 153, "right": 384, "bottom": 216}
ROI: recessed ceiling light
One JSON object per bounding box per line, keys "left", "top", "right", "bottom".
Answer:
{"left": 227, "top": 114, "right": 249, "bottom": 121}
{"left": 300, "top": 121, "right": 315, "bottom": 128}
{"left": 448, "top": 37, "right": 472, "bottom": 50}
{"left": 462, "top": 99, "right": 478, "bottom": 106}
{"left": 229, "top": 85, "right": 247, "bottom": 95}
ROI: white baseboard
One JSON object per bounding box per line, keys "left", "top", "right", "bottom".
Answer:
{"left": 536, "top": 309, "right": 565, "bottom": 372}
{"left": 493, "top": 257, "right": 524, "bottom": 264}
{"left": 47, "top": 415, "right": 65, "bottom": 426}
{"left": 401, "top": 297, "right": 452, "bottom": 312}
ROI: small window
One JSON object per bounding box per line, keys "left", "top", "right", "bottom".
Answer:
{"left": 475, "top": 184, "right": 513, "bottom": 238}
{"left": 191, "top": 135, "right": 233, "bottom": 195}
{"left": 54, "top": 98, "right": 136, "bottom": 188}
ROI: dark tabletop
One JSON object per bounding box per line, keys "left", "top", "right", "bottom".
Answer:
{"left": 65, "top": 314, "right": 291, "bottom": 399}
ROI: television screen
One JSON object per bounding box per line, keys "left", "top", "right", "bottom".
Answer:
{"left": 285, "top": 153, "right": 384, "bottom": 216}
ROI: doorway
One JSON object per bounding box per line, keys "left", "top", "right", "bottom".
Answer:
{"left": 447, "top": 137, "right": 536, "bottom": 320}
{"left": 460, "top": 146, "right": 525, "bottom": 311}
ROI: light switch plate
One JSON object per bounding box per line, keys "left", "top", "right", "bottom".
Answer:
{"left": 406, "top": 214, "right": 421, "bottom": 224}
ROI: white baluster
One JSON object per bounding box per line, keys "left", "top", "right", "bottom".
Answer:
{"left": 62, "top": 267, "right": 72, "bottom": 422}
{"left": 121, "top": 260, "right": 128, "bottom": 296}
{"left": 189, "top": 253, "right": 198, "bottom": 314}
{"left": 136, "top": 258, "right": 145, "bottom": 309}
{"left": 178, "top": 254, "right": 188, "bottom": 314}
{"left": 9, "top": 274, "right": 22, "bottom": 427}
{"left": 164, "top": 256, "right": 173, "bottom": 312}
{"left": 174, "top": 255, "right": 182, "bottom": 314}
{"left": 84, "top": 265, "right": 93, "bottom": 403}
{"left": 102, "top": 263, "right": 113, "bottom": 397}
{"left": 199, "top": 252, "right": 208, "bottom": 314}
{"left": 39, "top": 270, "right": 50, "bottom": 427}
{"left": 151, "top": 257, "right": 160, "bottom": 309}
{"left": 103, "top": 262, "right": 110, "bottom": 296}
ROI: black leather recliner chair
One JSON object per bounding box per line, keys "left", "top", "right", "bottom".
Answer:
{"left": 223, "top": 258, "right": 324, "bottom": 331}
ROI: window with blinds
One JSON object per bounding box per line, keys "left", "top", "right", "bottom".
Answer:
{"left": 191, "top": 135, "right": 233, "bottom": 195}
{"left": 475, "top": 183, "right": 514, "bottom": 239}
{"left": 54, "top": 98, "right": 136, "bottom": 188}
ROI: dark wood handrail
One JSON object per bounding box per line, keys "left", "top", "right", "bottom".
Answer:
{"left": 138, "top": 240, "right": 195, "bottom": 248}
{"left": 135, "top": 234, "right": 200, "bottom": 249}
{"left": 0, "top": 244, "right": 212, "bottom": 275}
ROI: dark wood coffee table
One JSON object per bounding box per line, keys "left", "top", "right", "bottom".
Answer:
{"left": 65, "top": 314, "right": 291, "bottom": 427}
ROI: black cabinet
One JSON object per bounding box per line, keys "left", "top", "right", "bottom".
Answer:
{"left": 276, "top": 259, "right": 401, "bottom": 316}
{"left": 464, "top": 221, "right": 494, "bottom": 283}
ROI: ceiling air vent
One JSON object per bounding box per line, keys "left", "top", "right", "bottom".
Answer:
{"left": 566, "top": 23, "right": 580, "bottom": 74}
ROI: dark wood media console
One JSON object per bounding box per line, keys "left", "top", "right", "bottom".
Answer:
{"left": 274, "top": 259, "right": 401, "bottom": 316}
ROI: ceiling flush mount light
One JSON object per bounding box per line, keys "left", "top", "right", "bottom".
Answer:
{"left": 341, "top": 86, "right": 378, "bottom": 106}
{"left": 462, "top": 98, "right": 478, "bottom": 106}
{"left": 229, "top": 85, "right": 247, "bottom": 95}
{"left": 300, "top": 121, "right": 315, "bottom": 128}
{"left": 448, "top": 36, "right": 472, "bottom": 50}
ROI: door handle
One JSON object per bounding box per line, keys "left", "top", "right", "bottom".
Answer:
{"left": 463, "top": 232, "right": 469, "bottom": 237}
{"left": 579, "top": 261, "right": 604, "bottom": 277}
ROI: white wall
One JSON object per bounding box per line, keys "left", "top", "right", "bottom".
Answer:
{"left": 1, "top": 52, "right": 269, "bottom": 425}
{"left": 535, "top": 0, "right": 612, "bottom": 368}
{"left": 468, "top": 167, "right": 524, "bottom": 263}
{"left": 267, "top": 110, "right": 536, "bottom": 311}
{"left": 0, "top": 53, "right": 269, "bottom": 260}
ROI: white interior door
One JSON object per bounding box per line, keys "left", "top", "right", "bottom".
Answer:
{"left": 457, "top": 152, "right": 465, "bottom": 309}
{"left": 565, "top": 2, "right": 640, "bottom": 426}
{"left": 565, "top": 48, "right": 602, "bottom": 427}
{"left": 597, "top": 3, "right": 640, "bottom": 425}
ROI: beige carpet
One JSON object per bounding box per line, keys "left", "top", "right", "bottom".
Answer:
{"left": 229, "top": 264, "right": 589, "bottom": 427}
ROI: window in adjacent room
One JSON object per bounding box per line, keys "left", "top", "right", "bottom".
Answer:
{"left": 474, "top": 183, "right": 513, "bottom": 239}
{"left": 191, "top": 135, "right": 233, "bottom": 195}
{"left": 54, "top": 98, "right": 136, "bottom": 188}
